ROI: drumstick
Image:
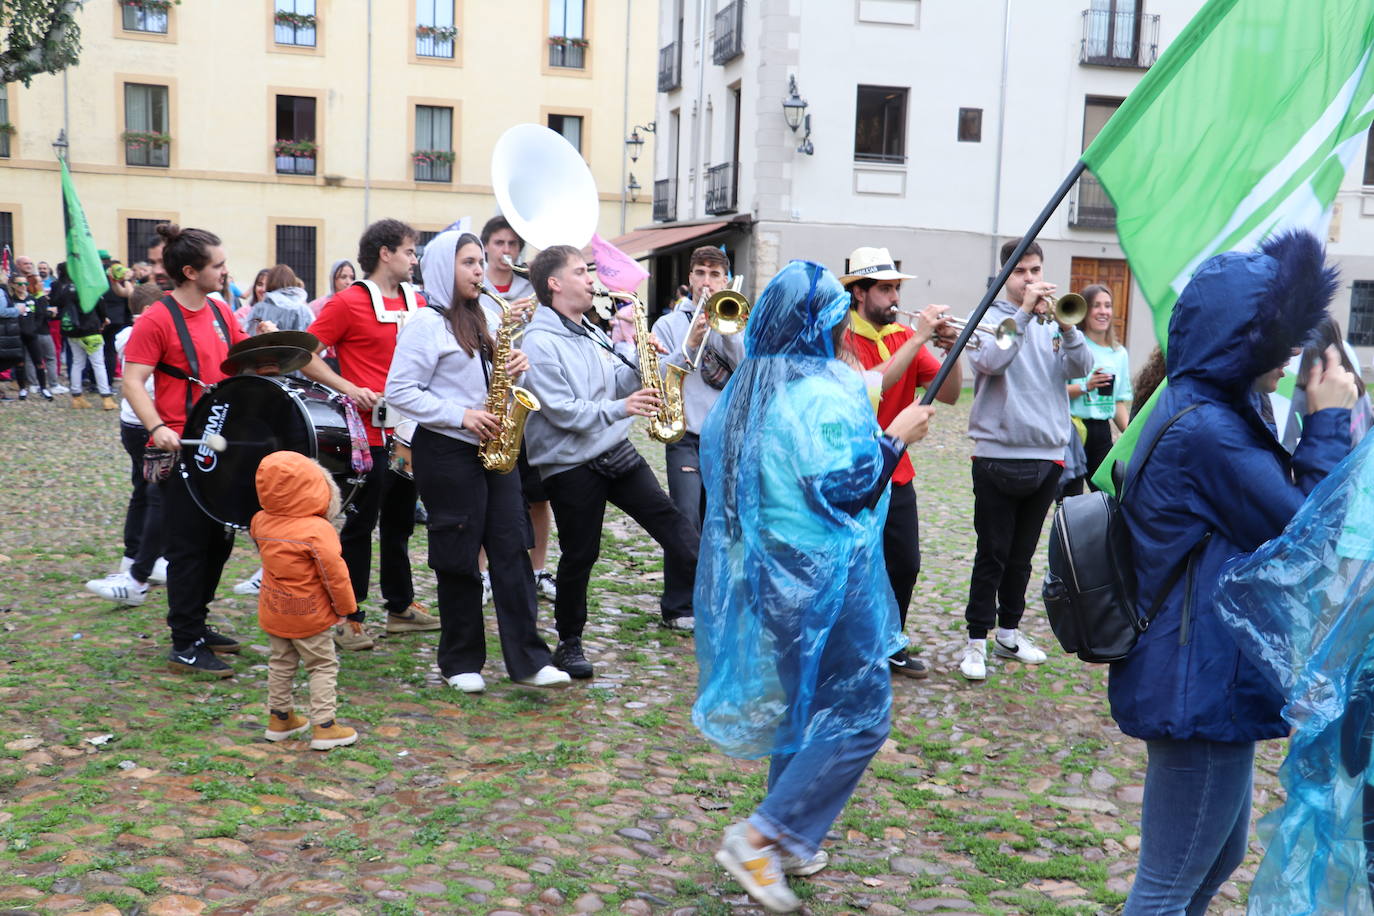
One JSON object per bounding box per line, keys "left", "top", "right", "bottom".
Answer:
{"left": 180, "top": 434, "right": 228, "bottom": 452}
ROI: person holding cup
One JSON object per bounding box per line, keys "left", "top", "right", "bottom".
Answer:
{"left": 1064, "top": 284, "right": 1132, "bottom": 494}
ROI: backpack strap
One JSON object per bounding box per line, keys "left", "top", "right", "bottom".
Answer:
{"left": 1119, "top": 403, "right": 1204, "bottom": 502}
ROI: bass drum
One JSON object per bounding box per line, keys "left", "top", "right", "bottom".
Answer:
{"left": 182, "top": 375, "right": 363, "bottom": 529}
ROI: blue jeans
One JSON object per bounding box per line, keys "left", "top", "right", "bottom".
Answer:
{"left": 748, "top": 720, "right": 890, "bottom": 859}
{"left": 1124, "top": 738, "right": 1255, "bottom": 916}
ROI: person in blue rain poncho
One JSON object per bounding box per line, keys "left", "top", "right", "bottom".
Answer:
{"left": 1212, "top": 428, "right": 1374, "bottom": 915}
{"left": 1108, "top": 230, "right": 1358, "bottom": 916}
{"left": 692, "top": 260, "right": 934, "bottom": 913}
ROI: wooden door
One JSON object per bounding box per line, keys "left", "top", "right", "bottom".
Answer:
{"left": 1069, "top": 256, "right": 1131, "bottom": 346}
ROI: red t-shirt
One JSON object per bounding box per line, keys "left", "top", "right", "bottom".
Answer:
{"left": 844, "top": 324, "right": 940, "bottom": 487}
{"left": 124, "top": 295, "right": 248, "bottom": 437}
{"left": 308, "top": 283, "right": 425, "bottom": 447}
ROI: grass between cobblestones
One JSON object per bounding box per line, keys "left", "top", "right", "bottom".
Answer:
{"left": 0, "top": 395, "right": 1281, "bottom": 914}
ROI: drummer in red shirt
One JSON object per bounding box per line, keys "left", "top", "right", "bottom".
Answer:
{"left": 840, "top": 247, "right": 961, "bottom": 679}
{"left": 301, "top": 218, "right": 440, "bottom": 650}
{"left": 122, "top": 224, "right": 255, "bottom": 678}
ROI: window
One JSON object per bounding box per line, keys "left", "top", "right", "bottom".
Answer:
{"left": 121, "top": 0, "right": 168, "bottom": 33}
{"left": 854, "top": 85, "right": 907, "bottom": 163}
{"left": 124, "top": 83, "right": 170, "bottom": 167}
{"left": 414, "top": 105, "right": 453, "bottom": 183}
{"left": 1081, "top": 0, "right": 1157, "bottom": 68}
{"left": 548, "top": 0, "right": 586, "bottom": 69}
{"left": 275, "top": 0, "right": 316, "bottom": 47}
{"left": 0, "top": 85, "right": 9, "bottom": 159}
{"left": 1070, "top": 97, "right": 1122, "bottom": 229}
{"left": 416, "top": 0, "right": 456, "bottom": 58}
{"left": 0, "top": 212, "right": 13, "bottom": 256}
{"left": 126, "top": 218, "right": 164, "bottom": 265}
{"left": 958, "top": 107, "right": 983, "bottom": 142}
{"left": 547, "top": 114, "right": 583, "bottom": 154}
{"left": 274, "top": 95, "right": 317, "bottom": 176}
{"left": 415, "top": 230, "right": 440, "bottom": 283}
{"left": 1352, "top": 281, "right": 1374, "bottom": 346}
{"left": 1364, "top": 122, "right": 1374, "bottom": 185}
{"left": 275, "top": 224, "right": 317, "bottom": 298}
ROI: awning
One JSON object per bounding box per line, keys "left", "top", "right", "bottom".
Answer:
{"left": 602, "top": 221, "right": 731, "bottom": 259}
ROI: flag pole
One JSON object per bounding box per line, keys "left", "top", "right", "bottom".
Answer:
{"left": 920, "top": 159, "right": 1087, "bottom": 406}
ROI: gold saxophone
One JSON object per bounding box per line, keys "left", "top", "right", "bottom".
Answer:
{"left": 606, "top": 289, "right": 687, "bottom": 443}
{"left": 477, "top": 284, "right": 542, "bottom": 472}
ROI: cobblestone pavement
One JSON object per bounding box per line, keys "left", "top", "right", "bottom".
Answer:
{"left": 0, "top": 395, "right": 1280, "bottom": 914}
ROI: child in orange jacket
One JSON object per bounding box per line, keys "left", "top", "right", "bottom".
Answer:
{"left": 251, "top": 450, "right": 359, "bottom": 751}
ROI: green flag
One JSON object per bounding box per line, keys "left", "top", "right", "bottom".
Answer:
{"left": 60, "top": 158, "right": 107, "bottom": 315}
{"left": 1086, "top": 0, "right": 1374, "bottom": 492}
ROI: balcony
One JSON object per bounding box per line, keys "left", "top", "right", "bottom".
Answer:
{"left": 658, "top": 40, "right": 681, "bottom": 91}
{"left": 1080, "top": 8, "right": 1159, "bottom": 69}
{"left": 653, "top": 179, "right": 677, "bottom": 222}
{"left": 548, "top": 37, "right": 587, "bottom": 69}
{"left": 705, "top": 163, "right": 737, "bottom": 215}
{"left": 713, "top": 1, "right": 743, "bottom": 65}
{"left": 1068, "top": 172, "right": 1116, "bottom": 229}
{"left": 275, "top": 154, "right": 316, "bottom": 176}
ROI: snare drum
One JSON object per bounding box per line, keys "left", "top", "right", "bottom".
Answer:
{"left": 181, "top": 375, "right": 365, "bottom": 528}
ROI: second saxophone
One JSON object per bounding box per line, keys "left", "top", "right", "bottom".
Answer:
{"left": 477, "top": 284, "right": 542, "bottom": 472}
{"left": 604, "top": 288, "right": 688, "bottom": 443}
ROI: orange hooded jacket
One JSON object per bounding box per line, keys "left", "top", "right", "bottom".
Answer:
{"left": 250, "top": 451, "right": 357, "bottom": 639}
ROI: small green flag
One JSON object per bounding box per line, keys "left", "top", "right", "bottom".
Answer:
{"left": 60, "top": 158, "right": 108, "bottom": 315}
{"left": 1086, "top": 0, "right": 1374, "bottom": 493}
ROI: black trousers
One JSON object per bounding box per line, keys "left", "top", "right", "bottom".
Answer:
{"left": 163, "top": 465, "right": 235, "bottom": 649}
{"left": 965, "top": 457, "right": 1062, "bottom": 639}
{"left": 543, "top": 454, "right": 698, "bottom": 641}
{"left": 14, "top": 330, "right": 48, "bottom": 389}
{"left": 412, "top": 428, "right": 552, "bottom": 681}
{"left": 119, "top": 422, "right": 163, "bottom": 583}
{"left": 663, "top": 432, "right": 706, "bottom": 536}
{"left": 340, "top": 444, "right": 416, "bottom": 619}
{"left": 882, "top": 480, "right": 921, "bottom": 631}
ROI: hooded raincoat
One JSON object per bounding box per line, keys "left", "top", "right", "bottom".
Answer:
{"left": 692, "top": 260, "right": 906, "bottom": 760}
{"left": 1109, "top": 232, "right": 1352, "bottom": 743}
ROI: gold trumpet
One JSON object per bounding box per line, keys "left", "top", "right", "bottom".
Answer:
{"left": 1039, "top": 293, "right": 1088, "bottom": 326}
{"left": 897, "top": 310, "right": 1019, "bottom": 351}
{"left": 685, "top": 280, "right": 750, "bottom": 370}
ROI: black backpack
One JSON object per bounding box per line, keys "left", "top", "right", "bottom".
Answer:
{"left": 1042, "top": 403, "right": 1206, "bottom": 663}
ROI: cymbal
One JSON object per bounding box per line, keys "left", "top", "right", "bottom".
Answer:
{"left": 221, "top": 331, "right": 319, "bottom": 375}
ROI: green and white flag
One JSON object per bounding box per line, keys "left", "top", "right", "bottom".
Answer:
{"left": 1087, "top": 0, "right": 1374, "bottom": 492}
{"left": 60, "top": 158, "right": 107, "bottom": 315}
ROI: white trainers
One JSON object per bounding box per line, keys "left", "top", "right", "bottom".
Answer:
{"left": 447, "top": 672, "right": 486, "bottom": 693}
{"left": 86, "top": 571, "right": 149, "bottom": 607}
{"left": 779, "top": 847, "right": 829, "bottom": 877}
{"left": 50, "top": 384, "right": 70, "bottom": 395}
{"left": 959, "top": 639, "right": 988, "bottom": 681}
{"left": 118, "top": 556, "right": 134, "bottom": 574}
{"left": 148, "top": 557, "right": 168, "bottom": 585}
{"left": 714, "top": 824, "right": 801, "bottom": 913}
{"left": 516, "top": 665, "right": 572, "bottom": 688}
{"left": 533, "top": 569, "right": 557, "bottom": 601}
{"left": 481, "top": 571, "right": 493, "bottom": 605}
{"left": 993, "top": 630, "right": 1048, "bottom": 664}
{"left": 232, "top": 568, "right": 263, "bottom": 596}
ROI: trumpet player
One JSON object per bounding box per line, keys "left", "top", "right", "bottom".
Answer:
{"left": 840, "top": 247, "right": 962, "bottom": 680}
{"left": 959, "top": 238, "right": 1093, "bottom": 681}
{"left": 384, "top": 230, "right": 570, "bottom": 692}
{"left": 650, "top": 246, "right": 744, "bottom": 533}
{"left": 520, "top": 246, "right": 700, "bottom": 680}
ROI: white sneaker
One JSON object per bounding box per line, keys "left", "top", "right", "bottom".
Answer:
{"left": 232, "top": 568, "right": 263, "bottom": 596}
{"left": 86, "top": 571, "right": 149, "bottom": 607}
{"left": 27, "top": 385, "right": 37, "bottom": 395}
{"left": 118, "top": 556, "right": 134, "bottom": 574}
{"left": 959, "top": 639, "right": 988, "bottom": 680}
{"left": 779, "top": 847, "right": 829, "bottom": 877}
{"left": 533, "top": 569, "right": 557, "bottom": 601}
{"left": 148, "top": 557, "right": 168, "bottom": 585}
{"left": 50, "top": 384, "right": 69, "bottom": 395}
{"left": 481, "top": 571, "right": 492, "bottom": 605}
{"left": 993, "top": 630, "right": 1048, "bottom": 664}
{"left": 516, "top": 665, "right": 572, "bottom": 688}
{"left": 714, "top": 824, "right": 801, "bottom": 913}
{"left": 447, "top": 672, "right": 486, "bottom": 693}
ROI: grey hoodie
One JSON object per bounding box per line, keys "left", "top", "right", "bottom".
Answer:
{"left": 652, "top": 298, "right": 746, "bottom": 435}
{"left": 520, "top": 305, "right": 641, "bottom": 479}
{"left": 966, "top": 299, "right": 1094, "bottom": 460}
{"left": 248, "top": 285, "right": 314, "bottom": 334}
{"left": 385, "top": 306, "right": 489, "bottom": 446}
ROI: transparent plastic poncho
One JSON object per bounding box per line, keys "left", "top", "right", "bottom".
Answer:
{"left": 1215, "top": 431, "right": 1374, "bottom": 914}
{"left": 691, "top": 260, "right": 905, "bottom": 760}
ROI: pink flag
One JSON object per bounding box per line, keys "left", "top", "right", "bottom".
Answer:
{"left": 590, "top": 233, "right": 649, "bottom": 293}
{"left": 1, "top": 246, "right": 10, "bottom": 277}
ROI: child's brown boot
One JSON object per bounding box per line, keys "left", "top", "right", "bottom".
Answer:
{"left": 310, "top": 720, "right": 357, "bottom": 751}
{"left": 264, "top": 709, "right": 310, "bottom": 742}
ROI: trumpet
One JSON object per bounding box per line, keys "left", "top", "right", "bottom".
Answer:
{"left": 1038, "top": 293, "right": 1088, "bottom": 326}
{"left": 898, "top": 309, "right": 1019, "bottom": 351}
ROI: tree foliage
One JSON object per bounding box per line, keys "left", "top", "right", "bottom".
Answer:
{"left": 0, "top": 0, "right": 85, "bottom": 86}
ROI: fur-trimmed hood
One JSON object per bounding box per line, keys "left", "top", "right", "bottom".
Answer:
{"left": 1166, "top": 230, "right": 1337, "bottom": 396}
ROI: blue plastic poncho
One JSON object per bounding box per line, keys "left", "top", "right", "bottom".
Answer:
{"left": 1214, "top": 431, "right": 1374, "bottom": 914}
{"left": 691, "top": 260, "right": 905, "bottom": 760}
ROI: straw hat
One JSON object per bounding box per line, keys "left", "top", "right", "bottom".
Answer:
{"left": 838, "top": 247, "right": 917, "bottom": 287}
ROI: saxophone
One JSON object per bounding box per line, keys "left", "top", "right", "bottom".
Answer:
{"left": 611, "top": 289, "right": 687, "bottom": 443}
{"left": 477, "top": 284, "right": 542, "bottom": 473}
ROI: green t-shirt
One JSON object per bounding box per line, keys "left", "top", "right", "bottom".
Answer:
{"left": 1069, "top": 338, "right": 1132, "bottom": 421}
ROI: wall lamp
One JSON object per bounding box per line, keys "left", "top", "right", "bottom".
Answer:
{"left": 626, "top": 122, "right": 656, "bottom": 163}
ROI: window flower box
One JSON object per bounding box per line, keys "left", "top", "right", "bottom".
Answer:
{"left": 120, "top": 0, "right": 176, "bottom": 10}
{"left": 121, "top": 130, "right": 172, "bottom": 149}
{"left": 416, "top": 25, "right": 458, "bottom": 41}
{"left": 275, "top": 10, "right": 316, "bottom": 28}
{"left": 0, "top": 123, "right": 15, "bottom": 136}
{"left": 274, "top": 139, "right": 317, "bottom": 157}
{"left": 411, "top": 149, "right": 455, "bottom": 166}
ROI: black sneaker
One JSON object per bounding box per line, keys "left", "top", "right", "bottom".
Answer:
{"left": 199, "top": 629, "right": 242, "bottom": 654}
{"left": 552, "top": 638, "right": 594, "bottom": 680}
{"left": 889, "top": 648, "right": 929, "bottom": 679}
{"left": 168, "top": 645, "right": 234, "bottom": 678}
